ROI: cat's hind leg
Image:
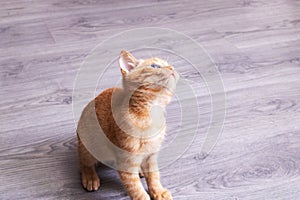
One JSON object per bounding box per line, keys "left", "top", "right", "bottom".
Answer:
{"left": 78, "top": 137, "right": 100, "bottom": 191}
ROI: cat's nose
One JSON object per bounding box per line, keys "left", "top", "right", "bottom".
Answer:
{"left": 165, "top": 65, "right": 174, "bottom": 71}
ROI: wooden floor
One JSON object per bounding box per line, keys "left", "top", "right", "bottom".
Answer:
{"left": 1, "top": 0, "right": 300, "bottom": 199}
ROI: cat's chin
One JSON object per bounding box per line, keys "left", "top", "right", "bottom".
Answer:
{"left": 166, "top": 74, "right": 179, "bottom": 92}
{"left": 170, "top": 70, "right": 179, "bottom": 81}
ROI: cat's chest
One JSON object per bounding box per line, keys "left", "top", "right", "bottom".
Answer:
{"left": 134, "top": 130, "right": 166, "bottom": 154}
{"left": 139, "top": 129, "right": 166, "bottom": 154}
{"left": 128, "top": 115, "right": 166, "bottom": 153}
{"left": 112, "top": 105, "right": 167, "bottom": 153}
{"left": 135, "top": 107, "right": 165, "bottom": 137}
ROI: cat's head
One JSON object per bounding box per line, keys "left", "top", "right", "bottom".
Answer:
{"left": 118, "top": 50, "right": 179, "bottom": 97}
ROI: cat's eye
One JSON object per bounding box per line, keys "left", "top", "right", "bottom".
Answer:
{"left": 151, "top": 64, "right": 160, "bottom": 69}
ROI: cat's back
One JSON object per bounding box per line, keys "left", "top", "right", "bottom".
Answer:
{"left": 94, "top": 87, "right": 123, "bottom": 134}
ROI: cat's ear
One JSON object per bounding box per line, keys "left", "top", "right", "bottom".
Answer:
{"left": 119, "top": 50, "right": 138, "bottom": 75}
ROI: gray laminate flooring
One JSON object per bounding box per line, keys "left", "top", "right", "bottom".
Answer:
{"left": 0, "top": 0, "right": 300, "bottom": 200}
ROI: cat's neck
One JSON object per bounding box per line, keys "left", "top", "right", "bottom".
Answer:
{"left": 128, "top": 88, "right": 156, "bottom": 118}
{"left": 109, "top": 88, "right": 167, "bottom": 131}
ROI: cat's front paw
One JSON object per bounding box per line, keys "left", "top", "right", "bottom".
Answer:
{"left": 132, "top": 192, "right": 151, "bottom": 200}
{"left": 152, "top": 189, "right": 172, "bottom": 200}
{"left": 81, "top": 168, "right": 100, "bottom": 191}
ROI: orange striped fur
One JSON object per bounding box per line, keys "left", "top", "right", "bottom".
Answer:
{"left": 77, "top": 50, "right": 179, "bottom": 200}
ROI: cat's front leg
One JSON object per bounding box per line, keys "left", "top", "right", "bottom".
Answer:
{"left": 118, "top": 171, "right": 150, "bottom": 200}
{"left": 78, "top": 137, "right": 100, "bottom": 191}
{"left": 142, "top": 154, "right": 172, "bottom": 200}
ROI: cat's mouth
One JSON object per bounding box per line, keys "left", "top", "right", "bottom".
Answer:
{"left": 169, "top": 72, "right": 175, "bottom": 78}
{"left": 169, "top": 71, "right": 179, "bottom": 82}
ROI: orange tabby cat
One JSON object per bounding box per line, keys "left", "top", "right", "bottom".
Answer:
{"left": 77, "top": 50, "right": 179, "bottom": 200}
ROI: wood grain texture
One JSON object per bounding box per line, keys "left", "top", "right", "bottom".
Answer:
{"left": 0, "top": 0, "right": 300, "bottom": 200}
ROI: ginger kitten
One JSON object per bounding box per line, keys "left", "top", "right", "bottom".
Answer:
{"left": 77, "top": 50, "right": 179, "bottom": 200}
